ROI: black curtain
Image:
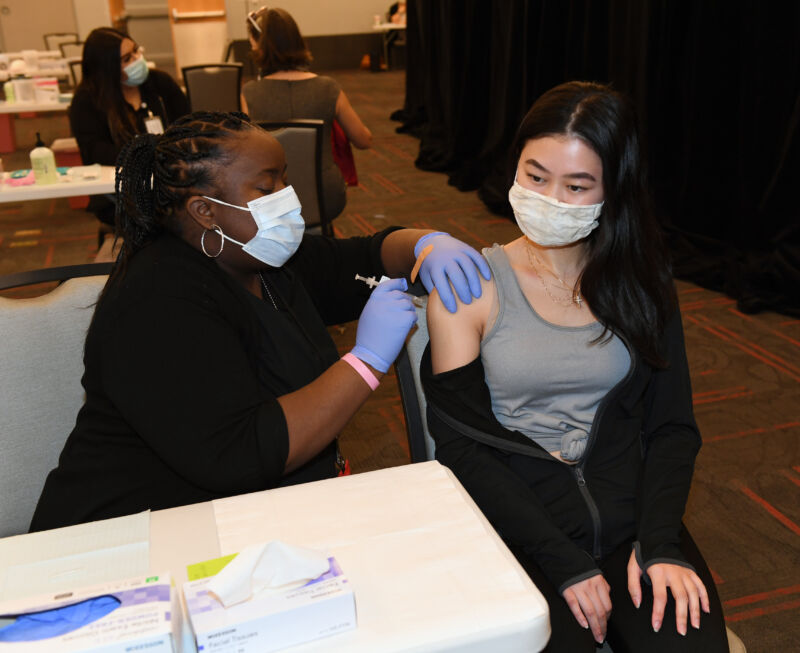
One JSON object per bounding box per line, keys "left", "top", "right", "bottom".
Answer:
{"left": 395, "top": 1, "right": 800, "bottom": 315}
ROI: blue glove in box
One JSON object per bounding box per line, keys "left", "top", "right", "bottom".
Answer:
{"left": 0, "top": 573, "right": 180, "bottom": 652}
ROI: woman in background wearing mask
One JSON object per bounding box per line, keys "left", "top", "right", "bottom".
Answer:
{"left": 68, "top": 27, "right": 189, "bottom": 228}
{"left": 423, "top": 82, "right": 729, "bottom": 652}
{"left": 30, "top": 112, "right": 490, "bottom": 532}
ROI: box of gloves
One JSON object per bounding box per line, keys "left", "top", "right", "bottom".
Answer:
{"left": 0, "top": 573, "right": 180, "bottom": 652}
{"left": 183, "top": 541, "right": 356, "bottom": 653}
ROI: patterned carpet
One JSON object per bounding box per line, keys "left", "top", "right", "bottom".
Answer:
{"left": 0, "top": 69, "right": 797, "bottom": 652}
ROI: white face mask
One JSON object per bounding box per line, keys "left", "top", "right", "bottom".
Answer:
{"left": 508, "top": 180, "right": 603, "bottom": 247}
{"left": 203, "top": 185, "right": 305, "bottom": 267}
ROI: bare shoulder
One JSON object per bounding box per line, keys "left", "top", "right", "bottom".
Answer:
{"left": 427, "top": 273, "right": 494, "bottom": 331}
{"left": 427, "top": 272, "right": 496, "bottom": 373}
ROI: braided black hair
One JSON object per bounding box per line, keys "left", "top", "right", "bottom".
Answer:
{"left": 112, "top": 111, "right": 255, "bottom": 276}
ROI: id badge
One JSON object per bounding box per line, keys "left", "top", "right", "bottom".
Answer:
{"left": 144, "top": 115, "right": 164, "bottom": 134}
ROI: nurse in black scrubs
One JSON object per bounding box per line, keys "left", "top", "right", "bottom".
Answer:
{"left": 31, "top": 111, "right": 490, "bottom": 531}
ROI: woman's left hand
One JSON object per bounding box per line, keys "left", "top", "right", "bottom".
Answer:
{"left": 627, "top": 551, "right": 710, "bottom": 636}
{"left": 415, "top": 232, "right": 491, "bottom": 313}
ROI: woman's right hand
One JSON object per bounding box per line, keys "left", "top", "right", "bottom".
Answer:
{"left": 351, "top": 277, "right": 417, "bottom": 372}
{"left": 562, "top": 573, "right": 612, "bottom": 644}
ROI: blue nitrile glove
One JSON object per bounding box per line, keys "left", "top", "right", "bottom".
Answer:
{"left": 0, "top": 595, "right": 120, "bottom": 642}
{"left": 351, "top": 277, "right": 418, "bottom": 373}
{"left": 415, "top": 232, "right": 492, "bottom": 313}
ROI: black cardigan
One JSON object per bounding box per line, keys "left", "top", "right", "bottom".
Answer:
{"left": 421, "top": 310, "right": 701, "bottom": 592}
{"left": 68, "top": 70, "right": 190, "bottom": 223}
{"left": 30, "top": 229, "right": 397, "bottom": 532}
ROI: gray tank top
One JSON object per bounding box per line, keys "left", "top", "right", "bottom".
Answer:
{"left": 242, "top": 75, "right": 345, "bottom": 220}
{"left": 481, "top": 245, "right": 631, "bottom": 461}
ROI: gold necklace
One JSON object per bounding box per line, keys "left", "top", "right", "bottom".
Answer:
{"left": 525, "top": 241, "right": 583, "bottom": 308}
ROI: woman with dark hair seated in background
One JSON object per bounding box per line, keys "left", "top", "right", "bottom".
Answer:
{"left": 68, "top": 27, "right": 189, "bottom": 229}
{"left": 30, "top": 111, "right": 489, "bottom": 532}
{"left": 241, "top": 6, "right": 372, "bottom": 224}
{"left": 423, "top": 82, "right": 729, "bottom": 651}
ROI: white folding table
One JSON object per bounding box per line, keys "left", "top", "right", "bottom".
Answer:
{"left": 0, "top": 165, "right": 114, "bottom": 203}
{"left": 0, "top": 461, "right": 550, "bottom": 652}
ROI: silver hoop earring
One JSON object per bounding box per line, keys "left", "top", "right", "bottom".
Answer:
{"left": 201, "top": 225, "right": 224, "bottom": 258}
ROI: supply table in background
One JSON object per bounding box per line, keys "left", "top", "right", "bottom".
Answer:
{"left": 0, "top": 461, "right": 551, "bottom": 652}
{"left": 0, "top": 165, "right": 114, "bottom": 203}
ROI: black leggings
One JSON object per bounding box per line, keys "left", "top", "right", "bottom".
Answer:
{"left": 509, "top": 528, "right": 729, "bottom": 652}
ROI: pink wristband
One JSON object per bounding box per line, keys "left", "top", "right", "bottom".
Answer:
{"left": 342, "top": 353, "right": 380, "bottom": 391}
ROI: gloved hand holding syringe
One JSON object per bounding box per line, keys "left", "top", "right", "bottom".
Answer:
{"left": 349, "top": 241, "right": 434, "bottom": 372}
{"left": 355, "top": 273, "right": 426, "bottom": 307}
{"left": 349, "top": 233, "right": 490, "bottom": 374}
{"left": 354, "top": 239, "right": 435, "bottom": 307}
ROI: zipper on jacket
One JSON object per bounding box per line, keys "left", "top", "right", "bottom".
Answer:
{"left": 429, "top": 331, "right": 640, "bottom": 562}
{"left": 574, "top": 466, "right": 603, "bottom": 559}
{"left": 570, "top": 332, "right": 636, "bottom": 560}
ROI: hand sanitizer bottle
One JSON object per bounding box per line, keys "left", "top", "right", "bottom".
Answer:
{"left": 30, "top": 132, "right": 58, "bottom": 184}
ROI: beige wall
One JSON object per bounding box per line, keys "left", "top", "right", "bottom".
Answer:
{"left": 224, "top": 0, "right": 392, "bottom": 40}
{"left": 0, "top": 0, "right": 78, "bottom": 52}
{"left": 73, "top": 0, "right": 112, "bottom": 40}
{"left": 0, "top": 0, "right": 382, "bottom": 80}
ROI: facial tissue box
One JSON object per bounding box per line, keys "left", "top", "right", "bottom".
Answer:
{"left": 183, "top": 550, "right": 356, "bottom": 653}
{"left": 0, "top": 573, "right": 181, "bottom": 652}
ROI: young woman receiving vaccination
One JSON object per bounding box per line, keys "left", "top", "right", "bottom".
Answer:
{"left": 30, "top": 111, "right": 490, "bottom": 532}
{"left": 422, "top": 82, "right": 729, "bottom": 651}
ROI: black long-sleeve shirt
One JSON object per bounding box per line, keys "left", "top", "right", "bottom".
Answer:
{"left": 30, "top": 229, "right": 397, "bottom": 532}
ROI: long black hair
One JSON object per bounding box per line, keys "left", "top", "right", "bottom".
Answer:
{"left": 79, "top": 28, "right": 140, "bottom": 147}
{"left": 110, "top": 111, "right": 257, "bottom": 284}
{"left": 510, "top": 81, "right": 676, "bottom": 367}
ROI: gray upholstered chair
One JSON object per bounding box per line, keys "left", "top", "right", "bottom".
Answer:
{"left": 258, "top": 119, "right": 329, "bottom": 236}
{"left": 395, "top": 298, "right": 433, "bottom": 462}
{"left": 182, "top": 63, "right": 242, "bottom": 113}
{"left": 394, "top": 298, "right": 746, "bottom": 653}
{"left": 0, "top": 264, "right": 111, "bottom": 537}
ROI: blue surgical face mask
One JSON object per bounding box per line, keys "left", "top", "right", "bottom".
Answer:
{"left": 203, "top": 185, "right": 305, "bottom": 267}
{"left": 122, "top": 56, "right": 149, "bottom": 87}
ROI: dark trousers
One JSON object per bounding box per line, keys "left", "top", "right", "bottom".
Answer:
{"left": 509, "top": 528, "right": 730, "bottom": 652}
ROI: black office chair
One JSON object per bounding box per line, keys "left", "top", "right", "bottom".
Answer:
{"left": 182, "top": 63, "right": 243, "bottom": 113}
{"left": 59, "top": 41, "right": 84, "bottom": 61}
{"left": 43, "top": 32, "right": 78, "bottom": 53}
{"left": 258, "top": 120, "right": 331, "bottom": 236}
{"left": 223, "top": 39, "right": 258, "bottom": 79}
{"left": 68, "top": 60, "right": 82, "bottom": 88}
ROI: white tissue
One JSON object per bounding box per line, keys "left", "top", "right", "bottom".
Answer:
{"left": 70, "top": 164, "right": 102, "bottom": 180}
{"left": 206, "top": 540, "right": 331, "bottom": 608}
